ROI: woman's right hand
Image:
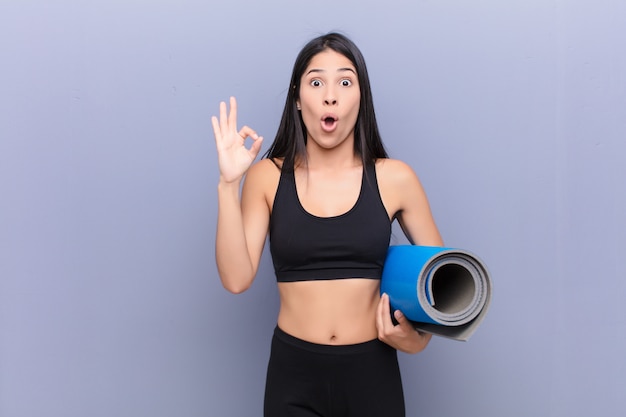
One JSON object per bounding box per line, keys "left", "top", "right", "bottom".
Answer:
{"left": 211, "top": 96, "right": 263, "bottom": 183}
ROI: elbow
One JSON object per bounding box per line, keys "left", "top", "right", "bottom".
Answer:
{"left": 223, "top": 282, "right": 251, "bottom": 294}
{"left": 216, "top": 260, "right": 256, "bottom": 294}
{"left": 218, "top": 271, "right": 254, "bottom": 294}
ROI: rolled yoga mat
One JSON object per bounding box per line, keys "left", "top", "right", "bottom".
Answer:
{"left": 381, "top": 245, "right": 492, "bottom": 341}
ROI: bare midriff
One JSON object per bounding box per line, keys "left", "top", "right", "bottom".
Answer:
{"left": 277, "top": 278, "right": 380, "bottom": 345}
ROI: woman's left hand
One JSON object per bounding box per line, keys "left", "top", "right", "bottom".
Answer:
{"left": 376, "top": 293, "right": 432, "bottom": 354}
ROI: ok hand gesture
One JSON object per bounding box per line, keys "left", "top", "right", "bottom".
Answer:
{"left": 211, "top": 97, "right": 263, "bottom": 183}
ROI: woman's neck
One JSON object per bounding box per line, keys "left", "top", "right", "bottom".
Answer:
{"left": 304, "top": 141, "right": 360, "bottom": 171}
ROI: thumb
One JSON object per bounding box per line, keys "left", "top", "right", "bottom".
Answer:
{"left": 394, "top": 309, "right": 412, "bottom": 329}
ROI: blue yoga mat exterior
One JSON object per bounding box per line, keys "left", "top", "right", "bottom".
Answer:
{"left": 381, "top": 245, "right": 492, "bottom": 341}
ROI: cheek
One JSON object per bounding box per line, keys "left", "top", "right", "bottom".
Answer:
{"left": 299, "top": 108, "right": 317, "bottom": 131}
{"left": 349, "top": 98, "right": 361, "bottom": 119}
{"left": 348, "top": 92, "right": 361, "bottom": 112}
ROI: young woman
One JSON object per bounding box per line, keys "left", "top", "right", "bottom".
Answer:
{"left": 212, "top": 32, "right": 443, "bottom": 417}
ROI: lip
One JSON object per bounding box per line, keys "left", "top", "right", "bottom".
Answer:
{"left": 320, "top": 113, "right": 339, "bottom": 133}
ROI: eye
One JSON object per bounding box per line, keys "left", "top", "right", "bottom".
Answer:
{"left": 310, "top": 79, "right": 323, "bottom": 87}
{"left": 340, "top": 79, "right": 352, "bottom": 87}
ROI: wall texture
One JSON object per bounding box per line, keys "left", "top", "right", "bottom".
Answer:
{"left": 1, "top": 1, "right": 625, "bottom": 416}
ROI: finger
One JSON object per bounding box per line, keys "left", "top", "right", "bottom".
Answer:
{"left": 378, "top": 293, "right": 394, "bottom": 335}
{"left": 228, "top": 96, "right": 238, "bottom": 132}
{"left": 376, "top": 294, "right": 385, "bottom": 333}
{"left": 239, "top": 125, "right": 259, "bottom": 141}
{"left": 211, "top": 116, "right": 221, "bottom": 143}
{"left": 248, "top": 136, "right": 264, "bottom": 159}
{"left": 219, "top": 100, "right": 229, "bottom": 134}
{"left": 381, "top": 293, "right": 392, "bottom": 326}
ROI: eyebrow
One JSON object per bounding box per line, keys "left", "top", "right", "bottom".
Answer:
{"left": 305, "top": 67, "right": 357, "bottom": 76}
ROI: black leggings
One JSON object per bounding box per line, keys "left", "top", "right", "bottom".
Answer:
{"left": 264, "top": 327, "right": 405, "bottom": 417}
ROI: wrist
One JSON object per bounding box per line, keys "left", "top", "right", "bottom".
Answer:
{"left": 217, "top": 178, "right": 242, "bottom": 200}
{"left": 218, "top": 176, "right": 242, "bottom": 188}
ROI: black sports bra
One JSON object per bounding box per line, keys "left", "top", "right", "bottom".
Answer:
{"left": 269, "top": 162, "right": 392, "bottom": 282}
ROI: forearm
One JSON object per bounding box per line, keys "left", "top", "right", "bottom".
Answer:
{"left": 215, "top": 180, "right": 256, "bottom": 293}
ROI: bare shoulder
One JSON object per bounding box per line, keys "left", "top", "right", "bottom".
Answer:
{"left": 376, "top": 158, "right": 432, "bottom": 222}
{"left": 377, "top": 158, "right": 442, "bottom": 245}
{"left": 242, "top": 158, "right": 282, "bottom": 203}
{"left": 246, "top": 157, "right": 281, "bottom": 181}
{"left": 375, "top": 158, "right": 422, "bottom": 189}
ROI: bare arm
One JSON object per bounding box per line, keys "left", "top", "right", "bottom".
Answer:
{"left": 391, "top": 159, "right": 443, "bottom": 247}
{"left": 376, "top": 159, "right": 443, "bottom": 353}
{"left": 212, "top": 97, "right": 268, "bottom": 293}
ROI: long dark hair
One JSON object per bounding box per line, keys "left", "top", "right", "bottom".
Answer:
{"left": 264, "top": 32, "right": 388, "bottom": 170}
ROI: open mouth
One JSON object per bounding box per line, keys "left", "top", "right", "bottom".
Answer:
{"left": 321, "top": 114, "right": 338, "bottom": 132}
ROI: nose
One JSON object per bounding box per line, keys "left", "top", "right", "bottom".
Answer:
{"left": 324, "top": 87, "right": 337, "bottom": 106}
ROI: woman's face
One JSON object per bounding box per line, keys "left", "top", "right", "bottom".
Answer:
{"left": 297, "top": 49, "right": 361, "bottom": 152}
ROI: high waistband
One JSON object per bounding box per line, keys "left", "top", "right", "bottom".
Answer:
{"left": 273, "top": 326, "right": 390, "bottom": 355}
